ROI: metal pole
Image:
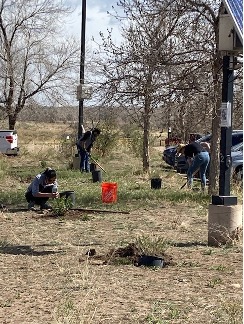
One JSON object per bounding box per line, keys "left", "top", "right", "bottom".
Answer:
{"left": 219, "top": 55, "right": 234, "bottom": 196}
{"left": 78, "top": 0, "right": 86, "bottom": 138}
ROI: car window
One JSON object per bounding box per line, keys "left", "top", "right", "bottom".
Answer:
{"left": 196, "top": 134, "right": 211, "bottom": 143}
{"left": 196, "top": 132, "right": 243, "bottom": 147}
{"left": 232, "top": 133, "right": 243, "bottom": 146}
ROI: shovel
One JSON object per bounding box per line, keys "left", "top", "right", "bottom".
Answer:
{"left": 90, "top": 156, "right": 106, "bottom": 173}
{"left": 180, "top": 169, "right": 199, "bottom": 189}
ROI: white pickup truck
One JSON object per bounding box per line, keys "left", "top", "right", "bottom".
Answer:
{"left": 0, "top": 130, "right": 19, "bottom": 156}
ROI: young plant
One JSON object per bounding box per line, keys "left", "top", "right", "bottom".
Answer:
{"left": 52, "top": 197, "right": 72, "bottom": 217}
{"left": 135, "top": 234, "right": 170, "bottom": 256}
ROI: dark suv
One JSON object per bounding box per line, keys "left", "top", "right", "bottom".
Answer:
{"left": 175, "top": 131, "right": 243, "bottom": 173}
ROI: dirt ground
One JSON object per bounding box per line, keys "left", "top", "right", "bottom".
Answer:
{"left": 0, "top": 203, "right": 242, "bottom": 324}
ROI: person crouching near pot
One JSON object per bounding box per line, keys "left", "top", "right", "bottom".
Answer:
{"left": 177, "top": 142, "right": 210, "bottom": 192}
{"left": 25, "top": 168, "right": 59, "bottom": 210}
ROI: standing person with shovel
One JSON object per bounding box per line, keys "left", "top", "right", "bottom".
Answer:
{"left": 177, "top": 142, "right": 210, "bottom": 192}
{"left": 77, "top": 128, "right": 101, "bottom": 173}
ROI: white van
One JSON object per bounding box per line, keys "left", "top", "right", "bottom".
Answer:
{"left": 0, "top": 130, "right": 19, "bottom": 156}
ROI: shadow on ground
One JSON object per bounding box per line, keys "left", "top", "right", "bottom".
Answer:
{"left": 0, "top": 245, "right": 63, "bottom": 256}
{"left": 172, "top": 241, "right": 208, "bottom": 247}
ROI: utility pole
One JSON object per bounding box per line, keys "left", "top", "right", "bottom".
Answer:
{"left": 219, "top": 55, "right": 233, "bottom": 196}
{"left": 78, "top": 0, "right": 86, "bottom": 138}
{"left": 212, "top": 55, "right": 237, "bottom": 206}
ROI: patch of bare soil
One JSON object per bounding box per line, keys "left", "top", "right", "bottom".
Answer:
{"left": 80, "top": 243, "right": 174, "bottom": 267}
{"left": 0, "top": 205, "right": 242, "bottom": 324}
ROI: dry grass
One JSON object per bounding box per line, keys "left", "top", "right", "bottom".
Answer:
{"left": 0, "top": 206, "right": 242, "bottom": 324}
{"left": 0, "top": 123, "right": 242, "bottom": 324}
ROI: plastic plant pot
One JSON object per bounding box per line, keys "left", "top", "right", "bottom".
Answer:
{"left": 138, "top": 255, "right": 165, "bottom": 268}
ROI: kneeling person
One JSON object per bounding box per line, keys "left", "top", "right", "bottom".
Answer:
{"left": 25, "top": 168, "right": 59, "bottom": 210}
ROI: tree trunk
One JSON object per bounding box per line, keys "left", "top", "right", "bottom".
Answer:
{"left": 142, "top": 114, "right": 150, "bottom": 173}
{"left": 9, "top": 114, "right": 17, "bottom": 130}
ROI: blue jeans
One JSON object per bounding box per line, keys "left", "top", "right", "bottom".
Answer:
{"left": 79, "top": 149, "right": 90, "bottom": 172}
{"left": 187, "top": 151, "right": 210, "bottom": 187}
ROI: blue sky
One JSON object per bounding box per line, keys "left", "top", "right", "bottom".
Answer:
{"left": 64, "top": 0, "right": 122, "bottom": 47}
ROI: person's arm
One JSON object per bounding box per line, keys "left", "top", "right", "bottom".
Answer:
{"left": 31, "top": 175, "right": 58, "bottom": 198}
{"left": 79, "top": 132, "right": 90, "bottom": 150}
{"left": 33, "top": 191, "right": 58, "bottom": 198}
{"left": 184, "top": 145, "right": 193, "bottom": 165}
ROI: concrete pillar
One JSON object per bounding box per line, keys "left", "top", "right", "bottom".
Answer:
{"left": 72, "top": 156, "right": 80, "bottom": 170}
{"left": 208, "top": 204, "right": 243, "bottom": 246}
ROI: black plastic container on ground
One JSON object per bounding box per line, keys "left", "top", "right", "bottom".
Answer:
{"left": 90, "top": 163, "right": 97, "bottom": 172}
{"left": 60, "top": 190, "right": 75, "bottom": 207}
{"left": 92, "top": 170, "right": 102, "bottom": 183}
{"left": 151, "top": 178, "right": 162, "bottom": 189}
{"left": 138, "top": 255, "right": 165, "bottom": 268}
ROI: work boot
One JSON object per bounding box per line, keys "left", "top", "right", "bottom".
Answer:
{"left": 40, "top": 203, "right": 52, "bottom": 210}
{"left": 28, "top": 201, "right": 35, "bottom": 211}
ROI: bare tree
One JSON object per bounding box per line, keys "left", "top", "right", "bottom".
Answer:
{"left": 92, "top": 0, "right": 242, "bottom": 190}
{"left": 179, "top": 0, "right": 226, "bottom": 194}
{"left": 93, "top": 0, "right": 195, "bottom": 172}
{"left": 0, "top": 0, "right": 80, "bottom": 129}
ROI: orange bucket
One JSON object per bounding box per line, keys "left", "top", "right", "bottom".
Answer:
{"left": 101, "top": 182, "right": 118, "bottom": 203}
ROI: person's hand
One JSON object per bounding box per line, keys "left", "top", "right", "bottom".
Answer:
{"left": 51, "top": 192, "right": 59, "bottom": 198}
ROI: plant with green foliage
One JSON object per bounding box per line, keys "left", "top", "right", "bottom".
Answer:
{"left": 206, "top": 277, "right": 223, "bottom": 288}
{"left": 135, "top": 234, "right": 170, "bottom": 256}
{"left": 51, "top": 197, "right": 72, "bottom": 216}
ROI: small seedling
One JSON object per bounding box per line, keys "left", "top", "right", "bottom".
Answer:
{"left": 202, "top": 249, "right": 214, "bottom": 255}
{"left": 167, "top": 305, "right": 181, "bottom": 319}
{"left": 52, "top": 197, "right": 72, "bottom": 216}
{"left": 207, "top": 277, "right": 223, "bottom": 288}
{"left": 210, "top": 264, "right": 227, "bottom": 271}
{"left": 81, "top": 214, "right": 91, "bottom": 221}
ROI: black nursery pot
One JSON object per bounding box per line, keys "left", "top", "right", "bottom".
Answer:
{"left": 90, "top": 163, "right": 97, "bottom": 172}
{"left": 151, "top": 178, "right": 162, "bottom": 189}
{"left": 92, "top": 170, "right": 102, "bottom": 183}
{"left": 138, "top": 255, "right": 165, "bottom": 268}
{"left": 60, "top": 190, "right": 75, "bottom": 207}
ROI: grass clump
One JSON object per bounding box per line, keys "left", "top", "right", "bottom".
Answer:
{"left": 134, "top": 234, "right": 171, "bottom": 257}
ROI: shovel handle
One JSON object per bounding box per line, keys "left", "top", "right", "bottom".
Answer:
{"left": 90, "top": 156, "right": 106, "bottom": 173}
{"left": 180, "top": 169, "right": 199, "bottom": 190}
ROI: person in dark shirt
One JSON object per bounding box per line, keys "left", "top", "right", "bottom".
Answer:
{"left": 77, "top": 128, "right": 101, "bottom": 172}
{"left": 178, "top": 142, "right": 210, "bottom": 191}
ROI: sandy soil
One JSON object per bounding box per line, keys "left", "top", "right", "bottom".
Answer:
{"left": 0, "top": 204, "right": 242, "bottom": 324}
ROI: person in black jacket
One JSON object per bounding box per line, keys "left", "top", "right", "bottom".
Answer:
{"left": 178, "top": 142, "right": 210, "bottom": 191}
{"left": 77, "top": 128, "right": 101, "bottom": 172}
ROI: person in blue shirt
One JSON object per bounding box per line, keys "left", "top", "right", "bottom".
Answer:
{"left": 77, "top": 128, "right": 101, "bottom": 172}
{"left": 25, "top": 168, "right": 59, "bottom": 210}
